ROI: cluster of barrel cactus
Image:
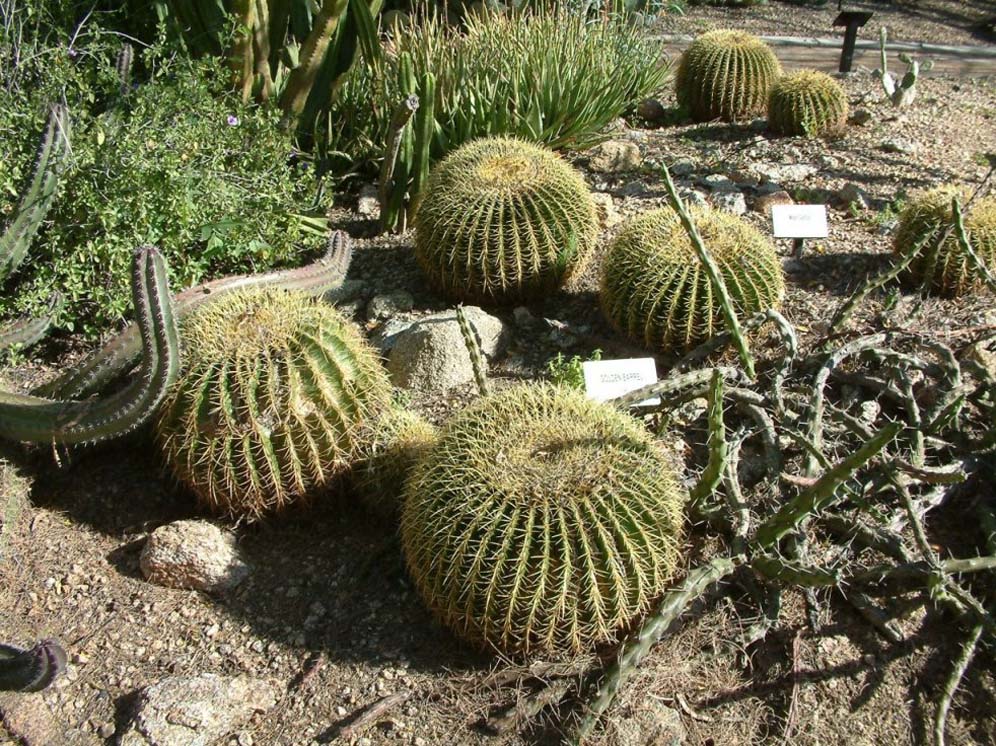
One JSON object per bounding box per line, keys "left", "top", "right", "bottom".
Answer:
{"left": 768, "top": 70, "right": 849, "bottom": 137}
{"left": 600, "top": 205, "right": 785, "bottom": 352}
{"left": 414, "top": 137, "right": 598, "bottom": 304}
{"left": 893, "top": 186, "right": 996, "bottom": 296}
{"left": 676, "top": 29, "right": 782, "bottom": 123}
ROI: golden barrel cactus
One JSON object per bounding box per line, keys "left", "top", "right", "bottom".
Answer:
{"left": 768, "top": 70, "right": 849, "bottom": 137}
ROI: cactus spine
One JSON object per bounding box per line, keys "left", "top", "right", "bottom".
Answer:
{"left": 600, "top": 206, "right": 785, "bottom": 353}
{"left": 676, "top": 30, "right": 782, "bottom": 123}
{"left": 768, "top": 70, "right": 848, "bottom": 137}
{"left": 401, "top": 383, "right": 687, "bottom": 655}
{"left": 0, "top": 105, "right": 71, "bottom": 282}
{"left": 414, "top": 137, "right": 598, "bottom": 304}
{"left": 35, "top": 230, "right": 354, "bottom": 401}
{"left": 0, "top": 246, "right": 181, "bottom": 444}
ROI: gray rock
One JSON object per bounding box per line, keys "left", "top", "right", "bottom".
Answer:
{"left": 678, "top": 188, "right": 709, "bottom": 209}
{"left": 712, "top": 190, "right": 747, "bottom": 216}
{"left": 387, "top": 307, "right": 509, "bottom": 394}
{"left": 613, "top": 702, "right": 686, "bottom": 746}
{"left": 357, "top": 184, "right": 380, "bottom": 219}
{"left": 591, "top": 192, "right": 622, "bottom": 228}
{"left": 140, "top": 521, "right": 249, "bottom": 593}
{"left": 881, "top": 137, "right": 918, "bottom": 155}
{"left": 118, "top": 674, "right": 278, "bottom": 746}
{"left": 850, "top": 108, "right": 873, "bottom": 125}
{"left": 588, "top": 140, "right": 642, "bottom": 173}
{"left": 669, "top": 159, "right": 695, "bottom": 178}
{"left": 700, "top": 173, "right": 737, "bottom": 192}
{"left": 837, "top": 182, "right": 869, "bottom": 210}
{"left": 636, "top": 98, "right": 666, "bottom": 123}
{"left": 366, "top": 291, "right": 414, "bottom": 322}
{"left": 512, "top": 306, "right": 536, "bottom": 328}
{"left": 326, "top": 278, "right": 365, "bottom": 305}
{"left": 750, "top": 162, "right": 818, "bottom": 183}
{"left": 373, "top": 317, "right": 418, "bottom": 352}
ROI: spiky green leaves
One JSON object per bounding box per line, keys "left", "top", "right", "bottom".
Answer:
{"left": 157, "top": 289, "right": 392, "bottom": 522}
{"left": 768, "top": 71, "right": 848, "bottom": 137}
{"left": 401, "top": 383, "right": 687, "bottom": 655}
{"left": 601, "top": 206, "right": 785, "bottom": 352}
{"left": 676, "top": 30, "right": 782, "bottom": 123}
{"left": 414, "top": 138, "right": 598, "bottom": 304}
{"left": 893, "top": 187, "right": 996, "bottom": 296}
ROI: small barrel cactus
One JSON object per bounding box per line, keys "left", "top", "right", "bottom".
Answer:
{"left": 353, "top": 406, "right": 438, "bottom": 520}
{"left": 768, "top": 70, "right": 849, "bottom": 137}
{"left": 414, "top": 137, "right": 598, "bottom": 304}
{"left": 601, "top": 206, "right": 785, "bottom": 352}
{"left": 400, "top": 383, "right": 687, "bottom": 655}
{"left": 676, "top": 29, "right": 782, "bottom": 123}
{"left": 893, "top": 186, "right": 996, "bottom": 296}
{"left": 156, "top": 288, "right": 393, "bottom": 521}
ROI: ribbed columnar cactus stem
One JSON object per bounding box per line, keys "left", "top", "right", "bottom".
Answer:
{"left": 279, "top": 0, "right": 350, "bottom": 125}
{"left": 0, "top": 246, "right": 180, "bottom": 444}
{"left": 768, "top": 70, "right": 848, "bottom": 137}
{"left": 35, "top": 231, "right": 354, "bottom": 400}
{"left": 0, "top": 294, "right": 62, "bottom": 351}
{"left": 676, "top": 30, "right": 782, "bottom": 123}
{"left": 0, "top": 104, "right": 71, "bottom": 282}
{"left": 456, "top": 305, "right": 490, "bottom": 396}
{"left": 0, "top": 639, "right": 67, "bottom": 692}
{"left": 415, "top": 137, "right": 598, "bottom": 304}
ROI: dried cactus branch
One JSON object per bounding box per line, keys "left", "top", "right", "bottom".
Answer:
{"left": 933, "top": 622, "right": 983, "bottom": 746}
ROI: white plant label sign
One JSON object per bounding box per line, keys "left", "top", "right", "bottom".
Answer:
{"left": 582, "top": 358, "right": 660, "bottom": 406}
{"left": 771, "top": 204, "right": 829, "bottom": 239}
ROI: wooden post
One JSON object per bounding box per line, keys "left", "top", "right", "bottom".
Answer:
{"left": 833, "top": 11, "right": 873, "bottom": 73}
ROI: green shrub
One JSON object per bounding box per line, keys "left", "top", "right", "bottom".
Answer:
{"left": 0, "top": 48, "right": 326, "bottom": 337}
{"left": 414, "top": 137, "right": 599, "bottom": 304}
{"left": 547, "top": 349, "right": 602, "bottom": 389}
{"left": 156, "top": 288, "right": 393, "bottom": 522}
{"left": 893, "top": 186, "right": 996, "bottom": 297}
{"left": 601, "top": 206, "right": 785, "bottom": 352}
{"left": 325, "top": 7, "right": 671, "bottom": 173}
{"left": 400, "top": 383, "right": 687, "bottom": 655}
{"left": 768, "top": 70, "right": 848, "bottom": 137}
{"left": 675, "top": 29, "right": 782, "bottom": 123}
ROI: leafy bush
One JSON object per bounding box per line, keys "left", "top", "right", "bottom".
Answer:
{"left": 325, "top": 7, "right": 671, "bottom": 173}
{"left": 0, "top": 46, "right": 327, "bottom": 336}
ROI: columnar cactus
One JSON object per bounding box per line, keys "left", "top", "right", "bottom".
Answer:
{"left": 768, "top": 70, "right": 849, "bottom": 137}
{"left": 600, "top": 206, "right": 785, "bottom": 352}
{"left": 893, "top": 186, "right": 996, "bottom": 296}
{"left": 156, "top": 288, "right": 393, "bottom": 522}
{"left": 676, "top": 30, "right": 782, "bottom": 123}
{"left": 414, "top": 137, "right": 599, "bottom": 304}
{"left": 400, "top": 383, "right": 687, "bottom": 655}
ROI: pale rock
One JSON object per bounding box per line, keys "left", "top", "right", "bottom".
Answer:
{"left": 591, "top": 192, "right": 622, "bottom": 228}
{"left": 712, "top": 190, "right": 747, "bottom": 216}
{"left": 357, "top": 184, "right": 380, "bottom": 219}
{"left": 613, "top": 702, "right": 686, "bottom": 746}
{"left": 750, "top": 162, "right": 818, "bottom": 183}
{"left": 366, "top": 291, "right": 414, "bottom": 322}
{"left": 588, "top": 140, "right": 642, "bottom": 173}
{"left": 838, "top": 182, "right": 869, "bottom": 210}
{"left": 700, "top": 173, "right": 737, "bottom": 192}
{"left": 753, "top": 190, "right": 794, "bottom": 214}
{"left": 881, "top": 137, "right": 918, "bottom": 155}
{"left": 850, "top": 108, "right": 873, "bottom": 125}
{"left": 140, "top": 521, "right": 249, "bottom": 593}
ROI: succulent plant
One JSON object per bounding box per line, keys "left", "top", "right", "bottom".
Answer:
{"left": 414, "top": 137, "right": 598, "bottom": 304}
{"left": 156, "top": 288, "right": 392, "bottom": 522}
{"left": 768, "top": 70, "right": 849, "bottom": 137}
{"left": 400, "top": 383, "right": 687, "bottom": 655}
{"left": 600, "top": 206, "right": 785, "bottom": 352}
{"left": 893, "top": 186, "right": 996, "bottom": 297}
{"left": 354, "top": 406, "right": 438, "bottom": 520}
{"left": 676, "top": 30, "right": 782, "bottom": 123}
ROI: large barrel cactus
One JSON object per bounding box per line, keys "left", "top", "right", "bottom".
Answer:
{"left": 156, "top": 288, "right": 393, "bottom": 521}
{"left": 768, "top": 70, "right": 849, "bottom": 137}
{"left": 414, "top": 137, "right": 598, "bottom": 304}
{"left": 676, "top": 29, "right": 782, "bottom": 123}
{"left": 601, "top": 206, "right": 785, "bottom": 353}
{"left": 893, "top": 186, "right": 996, "bottom": 297}
{"left": 400, "top": 383, "right": 687, "bottom": 655}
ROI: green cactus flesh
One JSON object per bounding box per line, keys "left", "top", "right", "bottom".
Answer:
{"left": 400, "top": 383, "right": 687, "bottom": 655}
{"left": 768, "top": 70, "right": 848, "bottom": 137}
{"left": 414, "top": 137, "right": 598, "bottom": 304}
{"left": 676, "top": 29, "right": 782, "bottom": 123}
{"left": 893, "top": 186, "right": 996, "bottom": 297}
{"left": 156, "top": 288, "right": 392, "bottom": 522}
{"left": 601, "top": 206, "right": 785, "bottom": 353}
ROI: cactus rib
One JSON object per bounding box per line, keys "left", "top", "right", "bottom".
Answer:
{"left": 0, "top": 293, "right": 62, "bottom": 352}
{"left": 0, "top": 246, "right": 179, "bottom": 444}
{"left": 0, "top": 104, "right": 71, "bottom": 282}
{"left": 35, "top": 230, "right": 353, "bottom": 400}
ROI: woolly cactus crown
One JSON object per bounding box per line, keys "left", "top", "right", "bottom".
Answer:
{"left": 893, "top": 186, "right": 996, "bottom": 297}
{"left": 601, "top": 206, "right": 785, "bottom": 352}
{"left": 676, "top": 29, "right": 782, "bottom": 123}
{"left": 768, "top": 70, "right": 849, "bottom": 137}
{"left": 400, "top": 383, "right": 687, "bottom": 655}
{"left": 157, "top": 288, "right": 393, "bottom": 521}
{"left": 414, "top": 137, "right": 598, "bottom": 304}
